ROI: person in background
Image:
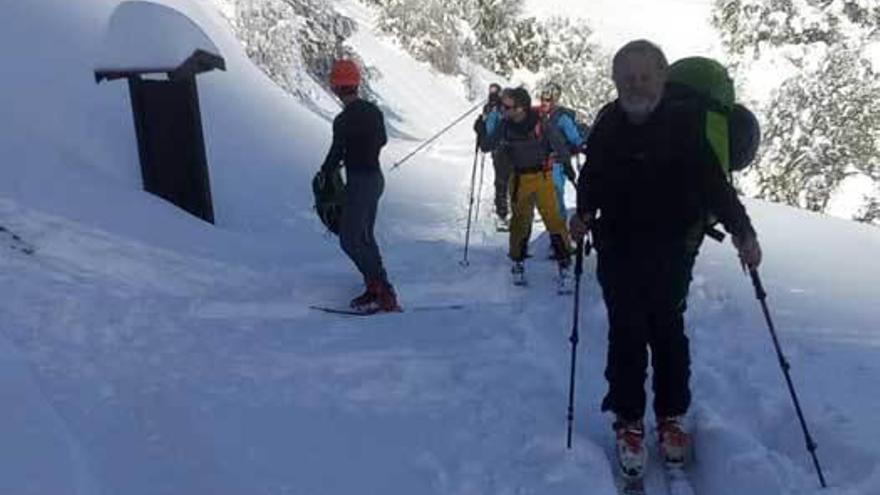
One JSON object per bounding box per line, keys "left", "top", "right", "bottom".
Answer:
{"left": 485, "top": 87, "right": 574, "bottom": 288}
{"left": 474, "top": 83, "right": 512, "bottom": 230}
{"left": 320, "top": 59, "right": 401, "bottom": 313}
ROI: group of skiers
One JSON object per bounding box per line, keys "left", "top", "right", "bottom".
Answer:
{"left": 475, "top": 82, "right": 585, "bottom": 289}
{"left": 317, "top": 39, "right": 763, "bottom": 486}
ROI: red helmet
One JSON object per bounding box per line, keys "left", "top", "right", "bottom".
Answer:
{"left": 330, "top": 59, "right": 361, "bottom": 87}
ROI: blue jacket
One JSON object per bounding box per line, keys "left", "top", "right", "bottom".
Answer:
{"left": 484, "top": 109, "right": 502, "bottom": 137}
{"left": 550, "top": 109, "right": 584, "bottom": 149}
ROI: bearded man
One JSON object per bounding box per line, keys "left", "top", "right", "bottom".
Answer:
{"left": 569, "top": 40, "right": 762, "bottom": 481}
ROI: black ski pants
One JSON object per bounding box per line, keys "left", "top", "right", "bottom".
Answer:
{"left": 339, "top": 171, "right": 388, "bottom": 285}
{"left": 596, "top": 241, "right": 701, "bottom": 422}
{"left": 492, "top": 150, "right": 512, "bottom": 219}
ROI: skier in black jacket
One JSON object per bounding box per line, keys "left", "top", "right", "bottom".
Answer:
{"left": 473, "top": 83, "right": 513, "bottom": 228}
{"left": 569, "top": 40, "right": 762, "bottom": 479}
{"left": 320, "top": 59, "right": 400, "bottom": 313}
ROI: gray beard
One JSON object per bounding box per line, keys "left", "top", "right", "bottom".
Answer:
{"left": 619, "top": 96, "right": 659, "bottom": 122}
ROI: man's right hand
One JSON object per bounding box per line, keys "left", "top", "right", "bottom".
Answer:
{"left": 569, "top": 211, "right": 592, "bottom": 239}
{"left": 732, "top": 232, "right": 762, "bottom": 271}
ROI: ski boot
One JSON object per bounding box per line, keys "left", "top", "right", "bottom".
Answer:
{"left": 615, "top": 418, "right": 648, "bottom": 483}
{"left": 657, "top": 415, "right": 690, "bottom": 469}
{"left": 374, "top": 281, "right": 403, "bottom": 313}
{"left": 511, "top": 261, "right": 526, "bottom": 286}
{"left": 351, "top": 280, "right": 401, "bottom": 314}
{"left": 557, "top": 264, "right": 573, "bottom": 294}
{"left": 350, "top": 280, "right": 381, "bottom": 311}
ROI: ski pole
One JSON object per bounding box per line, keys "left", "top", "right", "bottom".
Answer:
{"left": 567, "top": 237, "right": 591, "bottom": 448}
{"left": 461, "top": 143, "right": 480, "bottom": 266}
{"left": 391, "top": 100, "right": 485, "bottom": 170}
{"left": 749, "top": 268, "right": 827, "bottom": 488}
{"left": 473, "top": 152, "right": 487, "bottom": 223}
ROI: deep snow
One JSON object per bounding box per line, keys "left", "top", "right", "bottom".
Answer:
{"left": 0, "top": 1, "right": 878, "bottom": 494}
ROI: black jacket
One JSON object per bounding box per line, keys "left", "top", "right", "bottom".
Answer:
{"left": 321, "top": 99, "right": 387, "bottom": 174}
{"left": 576, "top": 98, "right": 755, "bottom": 248}
{"left": 485, "top": 109, "right": 571, "bottom": 173}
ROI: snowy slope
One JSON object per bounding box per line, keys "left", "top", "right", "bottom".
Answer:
{"left": 1, "top": 1, "right": 879, "bottom": 495}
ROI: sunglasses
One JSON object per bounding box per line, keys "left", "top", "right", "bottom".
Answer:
{"left": 502, "top": 103, "right": 517, "bottom": 111}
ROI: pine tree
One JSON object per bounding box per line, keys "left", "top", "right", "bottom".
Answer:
{"left": 713, "top": 0, "right": 880, "bottom": 224}
{"left": 534, "top": 17, "right": 615, "bottom": 122}
{"left": 225, "top": 0, "right": 361, "bottom": 100}
{"left": 376, "top": 0, "right": 464, "bottom": 74}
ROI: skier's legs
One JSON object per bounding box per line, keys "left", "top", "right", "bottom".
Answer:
{"left": 648, "top": 248, "right": 700, "bottom": 418}
{"left": 508, "top": 173, "right": 536, "bottom": 261}
{"left": 492, "top": 151, "right": 512, "bottom": 219}
{"left": 339, "top": 172, "right": 388, "bottom": 284}
{"left": 598, "top": 251, "right": 651, "bottom": 422}
{"left": 534, "top": 172, "right": 572, "bottom": 263}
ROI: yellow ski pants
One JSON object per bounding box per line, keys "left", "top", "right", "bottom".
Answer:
{"left": 508, "top": 170, "right": 572, "bottom": 261}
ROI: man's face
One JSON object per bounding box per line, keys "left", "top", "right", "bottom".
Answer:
{"left": 502, "top": 96, "right": 527, "bottom": 123}
{"left": 613, "top": 52, "right": 665, "bottom": 120}
{"left": 488, "top": 85, "right": 501, "bottom": 105}
{"left": 539, "top": 95, "right": 555, "bottom": 114}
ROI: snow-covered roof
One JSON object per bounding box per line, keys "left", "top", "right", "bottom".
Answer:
{"left": 95, "top": 0, "right": 223, "bottom": 75}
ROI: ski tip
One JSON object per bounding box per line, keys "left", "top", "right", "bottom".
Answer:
{"left": 618, "top": 477, "right": 645, "bottom": 495}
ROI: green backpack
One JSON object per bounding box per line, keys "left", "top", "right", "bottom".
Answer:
{"left": 667, "top": 57, "right": 761, "bottom": 174}
{"left": 312, "top": 169, "right": 345, "bottom": 234}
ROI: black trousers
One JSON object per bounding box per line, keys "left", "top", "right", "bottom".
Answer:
{"left": 596, "top": 241, "right": 701, "bottom": 422}
{"left": 492, "top": 151, "right": 512, "bottom": 219}
{"left": 339, "top": 171, "right": 388, "bottom": 284}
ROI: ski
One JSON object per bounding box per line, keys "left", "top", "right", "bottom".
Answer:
{"left": 615, "top": 452, "right": 647, "bottom": 495}
{"left": 0, "top": 226, "right": 35, "bottom": 255}
{"left": 618, "top": 476, "right": 645, "bottom": 495}
{"left": 658, "top": 419, "right": 696, "bottom": 495}
{"left": 662, "top": 465, "right": 695, "bottom": 495}
{"left": 309, "top": 303, "right": 466, "bottom": 316}
{"left": 609, "top": 425, "right": 648, "bottom": 495}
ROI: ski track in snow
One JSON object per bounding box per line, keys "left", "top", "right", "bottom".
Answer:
{"left": 1, "top": 0, "right": 879, "bottom": 494}
{"left": 4, "top": 137, "right": 879, "bottom": 494}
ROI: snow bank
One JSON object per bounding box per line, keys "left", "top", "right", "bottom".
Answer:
{"left": 96, "top": 1, "right": 222, "bottom": 72}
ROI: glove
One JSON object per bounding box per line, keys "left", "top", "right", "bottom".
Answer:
{"left": 732, "top": 232, "right": 762, "bottom": 270}
{"left": 569, "top": 211, "right": 592, "bottom": 240}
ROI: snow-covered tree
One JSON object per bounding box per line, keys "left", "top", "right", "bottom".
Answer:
{"left": 224, "top": 0, "right": 363, "bottom": 101}
{"left": 753, "top": 46, "right": 880, "bottom": 213}
{"left": 713, "top": 0, "right": 880, "bottom": 224}
{"left": 533, "top": 17, "right": 615, "bottom": 122}
{"left": 368, "top": 0, "right": 613, "bottom": 117}
{"left": 375, "top": 0, "right": 465, "bottom": 74}
{"left": 855, "top": 195, "right": 880, "bottom": 223}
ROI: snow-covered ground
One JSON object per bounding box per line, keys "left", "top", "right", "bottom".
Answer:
{"left": 0, "top": 1, "right": 878, "bottom": 494}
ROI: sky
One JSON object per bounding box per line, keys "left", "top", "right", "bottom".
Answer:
{"left": 525, "top": 0, "right": 723, "bottom": 62}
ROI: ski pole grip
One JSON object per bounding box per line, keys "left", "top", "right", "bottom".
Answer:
{"left": 750, "top": 268, "right": 767, "bottom": 301}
